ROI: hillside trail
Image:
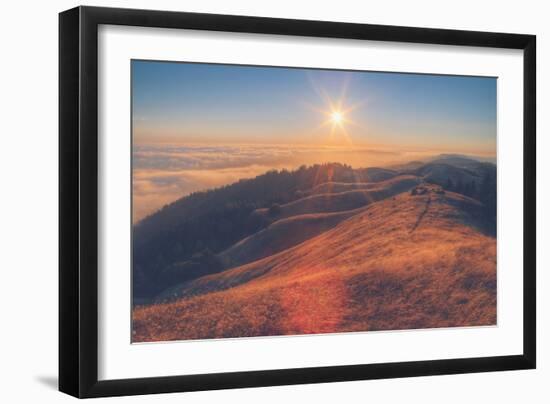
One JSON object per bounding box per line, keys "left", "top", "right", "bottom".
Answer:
{"left": 410, "top": 195, "right": 431, "bottom": 233}
{"left": 276, "top": 191, "right": 432, "bottom": 334}
{"left": 277, "top": 268, "right": 349, "bottom": 335}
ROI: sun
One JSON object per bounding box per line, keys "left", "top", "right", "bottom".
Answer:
{"left": 331, "top": 111, "right": 343, "bottom": 124}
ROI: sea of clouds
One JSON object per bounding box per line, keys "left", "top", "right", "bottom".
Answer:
{"left": 132, "top": 143, "right": 415, "bottom": 223}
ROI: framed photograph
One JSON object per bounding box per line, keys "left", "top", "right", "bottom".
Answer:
{"left": 59, "top": 6, "right": 536, "bottom": 398}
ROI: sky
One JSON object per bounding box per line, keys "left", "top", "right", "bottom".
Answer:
{"left": 132, "top": 60, "right": 497, "bottom": 222}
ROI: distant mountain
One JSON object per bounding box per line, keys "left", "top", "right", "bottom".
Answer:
{"left": 387, "top": 160, "right": 426, "bottom": 171}
{"left": 134, "top": 185, "right": 496, "bottom": 341}
{"left": 357, "top": 167, "right": 399, "bottom": 182}
{"left": 133, "top": 157, "right": 496, "bottom": 303}
{"left": 388, "top": 154, "right": 495, "bottom": 171}
{"left": 429, "top": 153, "right": 496, "bottom": 165}
{"left": 416, "top": 163, "right": 480, "bottom": 186}
{"left": 410, "top": 159, "right": 496, "bottom": 229}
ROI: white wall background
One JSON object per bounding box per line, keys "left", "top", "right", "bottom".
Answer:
{"left": 0, "top": 0, "right": 546, "bottom": 402}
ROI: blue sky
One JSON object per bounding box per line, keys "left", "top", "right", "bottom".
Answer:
{"left": 132, "top": 60, "right": 496, "bottom": 153}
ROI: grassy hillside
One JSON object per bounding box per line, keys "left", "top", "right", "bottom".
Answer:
{"left": 217, "top": 209, "right": 363, "bottom": 270}
{"left": 305, "top": 174, "right": 415, "bottom": 196}
{"left": 132, "top": 156, "right": 496, "bottom": 303}
{"left": 253, "top": 175, "right": 420, "bottom": 220}
{"left": 133, "top": 185, "right": 496, "bottom": 342}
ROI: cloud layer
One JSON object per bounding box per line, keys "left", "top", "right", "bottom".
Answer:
{"left": 132, "top": 143, "right": 429, "bottom": 223}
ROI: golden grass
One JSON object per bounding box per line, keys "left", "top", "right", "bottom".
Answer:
{"left": 133, "top": 188, "right": 496, "bottom": 342}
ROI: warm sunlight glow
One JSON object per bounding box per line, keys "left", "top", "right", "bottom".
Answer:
{"left": 331, "top": 111, "right": 343, "bottom": 124}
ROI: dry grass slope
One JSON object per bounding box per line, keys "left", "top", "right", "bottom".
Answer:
{"left": 133, "top": 186, "right": 496, "bottom": 342}
{"left": 254, "top": 175, "right": 420, "bottom": 220}
{"left": 218, "top": 208, "right": 365, "bottom": 269}
{"left": 305, "top": 175, "right": 418, "bottom": 196}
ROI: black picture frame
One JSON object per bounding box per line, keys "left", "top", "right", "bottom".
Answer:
{"left": 59, "top": 5, "right": 536, "bottom": 398}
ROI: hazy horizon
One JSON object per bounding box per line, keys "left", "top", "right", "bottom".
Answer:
{"left": 132, "top": 61, "right": 497, "bottom": 223}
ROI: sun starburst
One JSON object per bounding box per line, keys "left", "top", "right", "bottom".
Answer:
{"left": 331, "top": 111, "right": 343, "bottom": 124}
{"left": 300, "top": 73, "right": 369, "bottom": 146}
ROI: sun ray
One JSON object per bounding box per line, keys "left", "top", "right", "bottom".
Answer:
{"left": 337, "top": 73, "right": 352, "bottom": 110}
{"left": 304, "top": 72, "right": 372, "bottom": 147}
